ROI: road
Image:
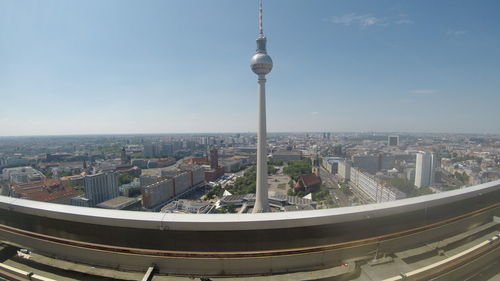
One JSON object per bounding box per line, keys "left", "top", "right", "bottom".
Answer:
{"left": 319, "top": 166, "right": 350, "bottom": 207}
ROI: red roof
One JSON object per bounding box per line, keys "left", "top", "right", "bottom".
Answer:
{"left": 297, "top": 173, "right": 322, "bottom": 188}
{"left": 189, "top": 157, "right": 209, "bottom": 164}
{"left": 12, "top": 179, "right": 79, "bottom": 202}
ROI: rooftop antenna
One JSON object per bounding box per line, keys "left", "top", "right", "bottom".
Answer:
{"left": 259, "top": 0, "right": 264, "bottom": 37}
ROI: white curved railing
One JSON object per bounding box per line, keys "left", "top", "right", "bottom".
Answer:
{"left": 0, "top": 180, "right": 499, "bottom": 231}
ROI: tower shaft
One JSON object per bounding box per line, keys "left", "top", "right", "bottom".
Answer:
{"left": 250, "top": 0, "right": 272, "bottom": 213}
{"left": 253, "top": 75, "right": 270, "bottom": 213}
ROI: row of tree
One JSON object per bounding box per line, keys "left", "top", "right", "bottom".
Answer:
{"left": 385, "top": 177, "right": 433, "bottom": 197}
{"left": 209, "top": 163, "right": 279, "bottom": 197}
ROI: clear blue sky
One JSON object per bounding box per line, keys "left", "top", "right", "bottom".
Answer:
{"left": 1, "top": 0, "right": 499, "bottom": 136}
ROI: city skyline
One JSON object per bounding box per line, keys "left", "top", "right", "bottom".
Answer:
{"left": 1, "top": 0, "right": 500, "bottom": 136}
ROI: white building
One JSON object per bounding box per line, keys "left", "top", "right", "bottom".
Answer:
{"left": 415, "top": 151, "right": 435, "bottom": 188}
{"left": 2, "top": 166, "right": 44, "bottom": 183}
{"left": 350, "top": 167, "right": 405, "bottom": 203}
{"left": 338, "top": 160, "right": 351, "bottom": 182}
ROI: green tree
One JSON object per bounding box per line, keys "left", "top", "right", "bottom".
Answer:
{"left": 387, "top": 178, "right": 417, "bottom": 197}
{"left": 216, "top": 203, "right": 236, "bottom": 214}
{"left": 312, "top": 185, "right": 330, "bottom": 201}
{"left": 118, "top": 173, "right": 134, "bottom": 185}
{"left": 283, "top": 159, "right": 312, "bottom": 180}
{"left": 417, "top": 186, "right": 434, "bottom": 195}
{"left": 226, "top": 203, "right": 236, "bottom": 213}
{"left": 58, "top": 171, "right": 73, "bottom": 177}
{"left": 454, "top": 171, "right": 470, "bottom": 184}
{"left": 225, "top": 166, "right": 258, "bottom": 195}
{"left": 206, "top": 184, "right": 224, "bottom": 200}
{"left": 340, "top": 184, "right": 353, "bottom": 196}
{"left": 42, "top": 169, "right": 54, "bottom": 178}
{"left": 268, "top": 158, "right": 284, "bottom": 166}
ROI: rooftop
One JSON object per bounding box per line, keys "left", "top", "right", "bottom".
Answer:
{"left": 96, "top": 196, "right": 139, "bottom": 210}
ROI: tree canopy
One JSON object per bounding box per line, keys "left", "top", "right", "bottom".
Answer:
{"left": 118, "top": 173, "right": 134, "bottom": 185}
{"left": 283, "top": 159, "right": 312, "bottom": 181}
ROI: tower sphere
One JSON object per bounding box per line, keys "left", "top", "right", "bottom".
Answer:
{"left": 251, "top": 36, "right": 273, "bottom": 76}
{"left": 251, "top": 53, "right": 273, "bottom": 75}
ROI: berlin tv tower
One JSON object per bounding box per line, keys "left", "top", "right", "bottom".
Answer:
{"left": 251, "top": 0, "right": 272, "bottom": 213}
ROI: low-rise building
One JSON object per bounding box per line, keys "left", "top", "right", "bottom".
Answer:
{"left": 221, "top": 156, "right": 250, "bottom": 172}
{"left": 322, "top": 157, "right": 344, "bottom": 174}
{"left": 96, "top": 196, "right": 141, "bottom": 210}
{"left": 294, "top": 173, "right": 322, "bottom": 192}
{"left": 2, "top": 166, "right": 45, "bottom": 184}
{"left": 205, "top": 167, "right": 225, "bottom": 182}
{"left": 161, "top": 199, "right": 212, "bottom": 214}
{"left": 119, "top": 178, "right": 141, "bottom": 197}
{"left": 10, "top": 178, "right": 79, "bottom": 204}
{"left": 272, "top": 150, "right": 302, "bottom": 162}
{"left": 70, "top": 195, "right": 91, "bottom": 207}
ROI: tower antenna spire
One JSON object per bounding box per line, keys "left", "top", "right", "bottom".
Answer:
{"left": 259, "top": 0, "right": 264, "bottom": 37}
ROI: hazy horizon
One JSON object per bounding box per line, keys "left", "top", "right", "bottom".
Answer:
{"left": 1, "top": 130, "right": 498, "bottom": 138}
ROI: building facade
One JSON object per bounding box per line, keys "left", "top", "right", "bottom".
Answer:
{"left": 352, "top": 154, "right": 395, "bottom": 174}
{"left": 272, "top": 150, "right": 302, "bottom": 162}
{"left": 322, "top": 157, "right": 344, "bottom": 174}
{"left": 142, "top": 178, "right": 174, "bottom": 209}
{"left": 388, "top": 135, "right": 399, "bottom": 146}
{"left": 338, "top": 160, "right": 351, "bottom": 182}
{"left": 415, "top": 151, "right": 435, "bottom": 188}
{"left": 83, "top": 172, "right": 119, "bottom": 207}
{"left": 350, "top": 167, "right": 405, "bottom": 203}
{"left": 210, "top": 149, "right": 219, "bottom": 169}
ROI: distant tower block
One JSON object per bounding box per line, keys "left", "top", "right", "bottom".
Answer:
{"left": 120, "top": 147, "right": 128, "bottom": 165}
{"left": 312, "top": 146, "right": 321, "bottom": 177}
{"left": 251, "top": 0, "right": 273, "bottom": 213}
{"left": 388, "top": 135, "right": 399, "bottom": 146}
{"left": 210, "top": 149, "right": 219, "bottom": 169}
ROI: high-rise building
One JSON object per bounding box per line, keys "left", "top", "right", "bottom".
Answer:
{"left": 352, "top": 154, "right": 395, "bottom": 174}
{"left": 172, "top": 141, "right": 183, "bottom": 152}
{"left": 83, "top": 172, "right": 119, "bottom": 207}
{"left": 352, "top": 155, "right": 380, "bottom": 174}
{"left": 144, "top": 143, "right": 164, "bottom": 158}
{"left": 332, "top": 144, "right": 342, "bottom": 156}
{"left": 120, "top": 147, "right": 128, "bottom": 165}
{"left": 210, "top": 149, "right": 219, "bottom": 169}
{"left": 338, "top": 160, "right": 351, "bottom": 182}
{"left": 143, "top": 143, "right": 155, "bottom": 158}
{"left": 415, "top": 151, "right": 435, "bottom": 188}
{"left": 388, "top": 135, "right": 399, "bottom": 146}
{"left": 251, "top": 0, "right": 273, "bottom": 213}
{"left": 161, "top": 143, "right": 174, "bottom": 156}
